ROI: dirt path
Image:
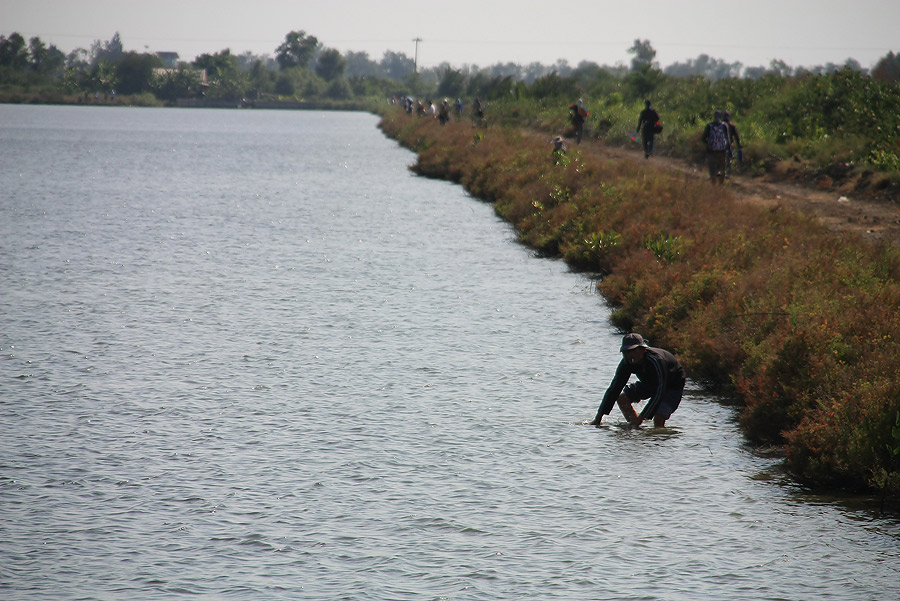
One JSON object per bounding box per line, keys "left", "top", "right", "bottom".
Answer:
{"left": 586, "top": 141, "right": 900, "bottom": 244}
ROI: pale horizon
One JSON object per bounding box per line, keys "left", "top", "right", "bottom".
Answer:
{"left": 2, "top": 0, "right": 897, "bottom": 71}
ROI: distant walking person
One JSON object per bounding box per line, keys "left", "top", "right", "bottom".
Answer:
{"left": 569, "top": 99, "right": 588, "bottom": 144}
{"left": 588, "top": 333, "right": 686, "bottom": 428}
{"left": 723, "top": 110, "right": 742, "bottom": 177}
{"left": 702, "top": 110, "right": 731, "bottom": 184}
{"left": 636, "top": 100, "right": 660, "bottom": 158}
{"left": 472, "top": 97, "right": 484, "bottom": 125}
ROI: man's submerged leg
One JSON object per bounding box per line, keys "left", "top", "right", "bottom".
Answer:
{"left": 617, "top": 395, "right": 642, "bottom": 426}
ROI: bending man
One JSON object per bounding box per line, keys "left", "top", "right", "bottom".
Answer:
{"left": 589, "top": 333, "right": 686, "bottom": 428}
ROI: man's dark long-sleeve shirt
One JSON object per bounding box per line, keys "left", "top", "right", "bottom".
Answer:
{"left": 636, "top": 108, "right": 659, "bottom": 134}
{"left": 597, "top": 347, "right": 685, "bottom": 419}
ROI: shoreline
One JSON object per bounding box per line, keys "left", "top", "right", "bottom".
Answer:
{"left": 377, "top": 108, "right": 900, "bottom": 501}
{"left": 0, "top": 91, "right": 377, "bottom": 112}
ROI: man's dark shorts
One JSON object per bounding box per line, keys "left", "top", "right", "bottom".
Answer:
{"left": 624, "top": 381, "right": 684, "bottom": 418}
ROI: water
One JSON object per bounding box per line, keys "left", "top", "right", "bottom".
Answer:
{"left": 1, "top": 105, "right": 898, "bottom": 600}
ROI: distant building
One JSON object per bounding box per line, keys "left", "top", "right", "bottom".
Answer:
{"left": 153, "top": 67, "right": 208, "bottom": 86}
{"left": 156, "top": 52, "right": 180, "bottom": 69}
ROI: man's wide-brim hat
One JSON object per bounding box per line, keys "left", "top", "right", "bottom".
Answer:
{"left": 620, "top": 333, "right": 649, "bottom": 352}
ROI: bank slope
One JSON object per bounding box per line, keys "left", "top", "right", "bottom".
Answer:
{"left": 380, "top": 109, "right": 900, "bottom": 497}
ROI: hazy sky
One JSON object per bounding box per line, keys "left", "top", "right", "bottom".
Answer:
{"left": 2, "top": 0, "right": 897, "bottom": 70}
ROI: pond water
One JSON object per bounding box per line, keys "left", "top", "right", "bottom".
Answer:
{"left": 1, "top": 104, "right": 898, "bottom": 600}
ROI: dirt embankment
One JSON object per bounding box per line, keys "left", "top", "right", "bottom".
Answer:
{"left": 573, "top": 139, "right": 900, "bottom": 244}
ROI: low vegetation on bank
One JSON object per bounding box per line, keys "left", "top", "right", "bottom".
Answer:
{"left": 379, "top": 109, "right": 900, "bottom": 499}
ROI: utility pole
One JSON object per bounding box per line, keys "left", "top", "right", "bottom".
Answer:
{"left": 412, "top": 37, "right": 422, "bottom": 73}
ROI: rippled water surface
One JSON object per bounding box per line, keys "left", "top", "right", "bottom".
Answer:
{"left": 1, "top": 105, "right": 898, "bottom": 600}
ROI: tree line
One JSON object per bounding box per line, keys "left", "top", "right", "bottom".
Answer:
{"left": 2, "top": 29, "right": 898, "bottom": 106}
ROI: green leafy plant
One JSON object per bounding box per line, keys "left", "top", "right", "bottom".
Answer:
{"left": 580, "top": 230, "right": 621, "bottom": 268}
{"left": 646, "top": 233, "right": 683, "bottom": 263}
{"left": 889, "top": 410, "right": 900, "bottom": 460}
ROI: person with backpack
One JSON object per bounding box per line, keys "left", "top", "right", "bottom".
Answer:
{"left": 438, "top": 98, "right": 450, "bottom": 125}
{"left": 723, "top": 110, "right": 742, "bottom": 177}
{"left": 702, "top": 110, "right": 731, "bottom": 184}
{"left": 636, "top": 100, "right": 660, "bottom": 159}
{"left": 569, "top": 99, "right": 588, "bottom": 144}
